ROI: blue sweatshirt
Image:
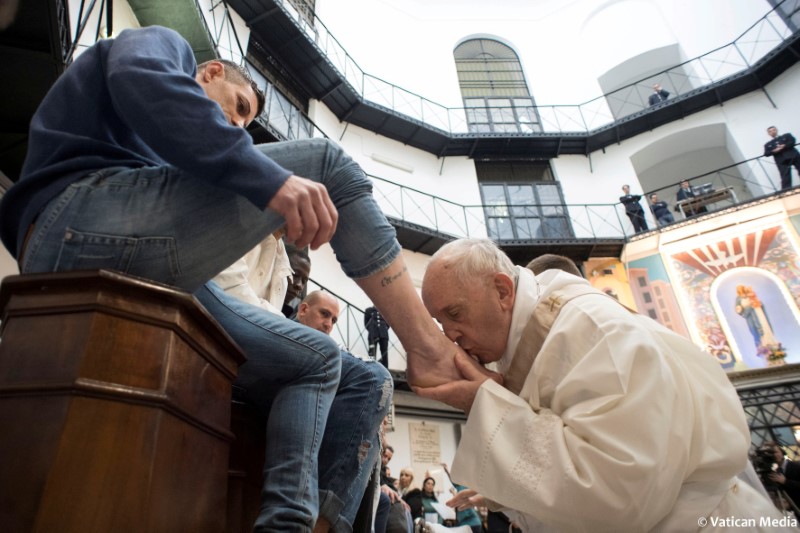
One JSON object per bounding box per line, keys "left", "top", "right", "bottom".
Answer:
{"left": 0, "top": 26, "right": 292, "bottom": 257}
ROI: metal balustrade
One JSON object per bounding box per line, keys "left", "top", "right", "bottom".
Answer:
{"left": 369, "top": 173, "right": 631, "bottom": 240}
{"left": 738, "top": 381, "right": 800, "bottom": 458}
{"left": 269, "top": 0, "right": 799, "bottom": 135}
{"left": 642, "top": 150, "right": 791, "bottom": 228}
{"left": 370, "top": 146, "right": 795, "bottom": 241}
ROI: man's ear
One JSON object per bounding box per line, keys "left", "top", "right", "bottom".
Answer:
{"left": 494, "top": 272, "right": 515, "bottom": 310}
{"left": 200, "top": 61, "right": 225, "bottom": 82}
{"left": 297, "top": 302, "right": 309, "bottom": 317}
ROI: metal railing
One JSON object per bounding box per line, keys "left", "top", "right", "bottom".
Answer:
{"left": 198, "top": 0, "right": 322, "bottom": 142}
{"left": 369, "top": 173, "right": 634, "bottom": 240}
{"left": 371, "top": 145, "right": 794, "bottom": 240}
{"left": 272, "top": 0, "right": 799, "bottom": 135}
{"left": 641, "top": 149, "right": 791, "bottom": 229}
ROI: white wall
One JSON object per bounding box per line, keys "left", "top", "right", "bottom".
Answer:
{"left": 311, "top": 103, "right": 483, "bottom": 207}
{"left": 312, "top": 58, "right": 798, "bottom": 231}
{"left": 551, "top": 63, "right": 800, "bottom": 208}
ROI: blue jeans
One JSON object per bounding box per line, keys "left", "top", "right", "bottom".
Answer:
{"left": 198, "top": 281, "right": 340, "bottom": 530}
{"left": 319, "top": 352, "right": 392, "bottom": 531}
{"left": 657, "top": 213, "right": 675, "bottom": 226}
{"left": 20, "top": 138, "right": 401, "bottom": 531}
{"left": 197, "top": 286, "right": 392, "bottom": 531}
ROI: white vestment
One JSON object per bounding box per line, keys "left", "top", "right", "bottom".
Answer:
{"left": 451, "top": 267, "right": 789, "bottom": 532}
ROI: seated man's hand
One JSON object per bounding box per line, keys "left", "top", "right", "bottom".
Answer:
{"left": 413, "top": 350, "right": 503, "bottom": 414}
{"left": 267, "top": 175, "right": 338, "bottom": 250}
{"left": 446, "top": 488, "right": 485, "bottom": 511}
{"left": 380, "top": 484, "right": 399, "bottom": 503}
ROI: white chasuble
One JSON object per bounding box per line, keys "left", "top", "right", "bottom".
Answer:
{"left": 451, "top": 268, "right": 787, "bottom": 532}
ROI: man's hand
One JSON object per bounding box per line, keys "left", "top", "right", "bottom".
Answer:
{"left": 267, "top": 175, "right": 338, "bottom": 250}
{"left": 773, "top": 144, "right": 785, "bottom": 153}
{"left": 769, "top": 472, "right": 787, "bottom": 485}
{"left": 446, "top": 488, "right": 485, "bottom": 511}
{"left": 380, "top": 484, "right": 400, "bottom": 503}
{"left": 413, "top": 350, "right": 503, "bottom": 414}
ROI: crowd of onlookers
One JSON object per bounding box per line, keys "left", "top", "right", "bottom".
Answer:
{"left": 375, "top": 430, "right": 519, "bottom": 533}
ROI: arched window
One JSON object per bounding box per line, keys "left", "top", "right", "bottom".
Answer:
{"left": 454, "top": 38, "right": 540, "bottom": 133}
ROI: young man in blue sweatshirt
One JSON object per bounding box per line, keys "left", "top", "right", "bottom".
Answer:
{"left": 0, "top": 25, "right": 462, "bottom": 532}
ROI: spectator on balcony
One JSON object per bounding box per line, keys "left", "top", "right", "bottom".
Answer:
{"left": 649, "top": 193, "right": 675, "bottom": 226}
{"left": 676, "top": 179, "right": 708, "bottom": 216}
{"left": 619, "top": 184, "right": 648, "bottom": 233}
{"left": 0, "top": 25, "right": 463, "bottom": 531}
{"left": 763, "top": 126, "right": 800, "bottom": 190}
{"left": 648, "top": 83, "right": 670, "bottom": 106}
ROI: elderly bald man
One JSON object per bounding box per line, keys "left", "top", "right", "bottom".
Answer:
{"left": 417, "top": 238, "right": 784, "bottom": 532}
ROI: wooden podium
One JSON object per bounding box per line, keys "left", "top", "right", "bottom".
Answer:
{"left": 0, "top": 270, "right": 245, "bottom": 533}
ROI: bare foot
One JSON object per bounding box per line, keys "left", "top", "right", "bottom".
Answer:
{"left": 405, "top": 336, "right": 463, "bottom": 388}
{"left": 354, "top": 257, "right": 463, "bottom": 388}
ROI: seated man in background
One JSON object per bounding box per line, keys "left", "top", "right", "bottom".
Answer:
{"left": 282, "top": 241, "right": 311, "bottom": 317}
{"left": 649, "top": 193, "right": 676, "bottom": 226}
{"left": 1, "top": 25, "right": 460, "bottom": 531}
{"left": 676, "top": 179, "right": 708, "bottom": 216}
{"left": 417, "top": 239, "right": 787, "bottom": 532}
{"left": 214, "top": 236, "right": 393, "bottom": 532}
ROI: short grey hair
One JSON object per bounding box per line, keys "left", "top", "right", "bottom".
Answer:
{"left": 429, "top": 238, "right": 516, "bottom": 286}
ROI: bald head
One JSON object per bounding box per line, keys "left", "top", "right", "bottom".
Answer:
{"left": 297, "top": 290, "right": 340, "bottom": 335}
{"left": 526, "top": 254, "right": 581, "bottom": 277}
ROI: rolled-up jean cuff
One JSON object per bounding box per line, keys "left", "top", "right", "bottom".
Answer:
{"left": 343, "top": 241, "right": 402, "bottom": 280}
{"left": 319, "top": 489, "right": 351, "bottom": 533}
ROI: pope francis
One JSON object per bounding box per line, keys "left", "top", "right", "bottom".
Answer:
{"left": 417, "top": 238, "right": 789, "bottom": 532}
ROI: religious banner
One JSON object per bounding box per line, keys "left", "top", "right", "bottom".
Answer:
{"left": 666, "top": 223, "right": 800, "bottom": 371}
